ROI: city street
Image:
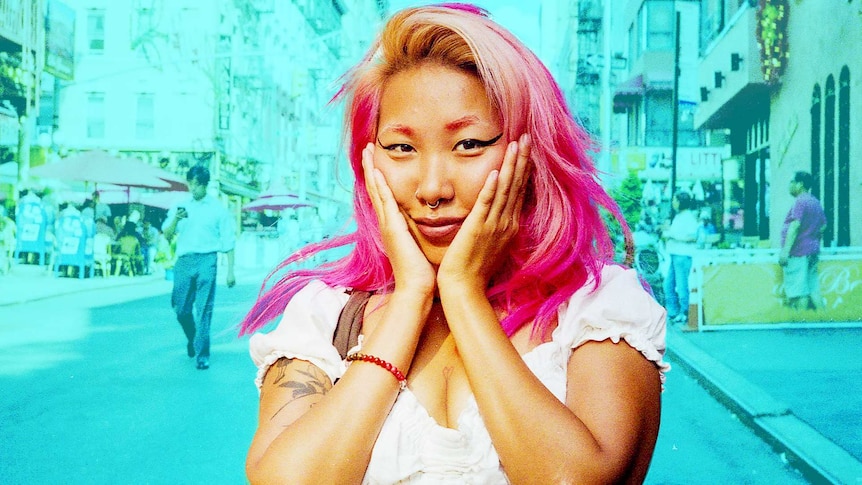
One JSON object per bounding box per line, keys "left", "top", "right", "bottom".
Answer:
{"left": 1, "top": 1, "right": 859, "bottom": 482}
{"left": 0, "top": 279, "right": 810, "bottom": 484}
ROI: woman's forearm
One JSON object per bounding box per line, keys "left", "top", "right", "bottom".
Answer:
{"left": 248, "top": 290, "right": 432, "bottom": 484}
{"left": 437, "top": 283, "right": 635, "bottom": 484}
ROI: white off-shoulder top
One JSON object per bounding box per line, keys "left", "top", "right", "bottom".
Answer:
{"left": 249, "top": 265, "right": 669, "bottom": 484}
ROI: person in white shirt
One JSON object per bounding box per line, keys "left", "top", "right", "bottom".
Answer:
{"left": 93, "top": 191, "right": 112, "bottom": 223}
{"left": 163, "top": 165, "right": 235, "bottom": 370}
{"left": 661, "top": 191, "right": 700, "bottom": 324}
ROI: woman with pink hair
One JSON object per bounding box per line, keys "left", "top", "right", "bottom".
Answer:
{"left": 243, "top": 4, "right": 667, "bottom": 483}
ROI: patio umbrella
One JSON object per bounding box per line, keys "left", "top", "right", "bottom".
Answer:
{"left": 139, "top": 190, "right": 190, "bottom": 210}
{"left": 30, "top": 150, "right": 187, "bottom": 191}
{"left": 242, "top": 193, "right": 313, "bottom": 212}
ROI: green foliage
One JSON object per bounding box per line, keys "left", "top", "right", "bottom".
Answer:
{"left": 0, "top": 53, "right": 26, "bottom": 101}
{"left": 611, "top": 171, "right": 643, "bottom": 228}
{"left": 604, "top": 171, "right": 644, "bottom": 263}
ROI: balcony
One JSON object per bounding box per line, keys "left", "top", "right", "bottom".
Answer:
{"left": 694, "top": 6, "right": 770, "bottom": 130}
{"left": 0, "top": 0, "right": 40, "bottom": 49}
{"left": 576, "top": 59, "right": 599, "bottom": 85}
{"left": 293, "top": 0, "right": 346, "bottom": 36}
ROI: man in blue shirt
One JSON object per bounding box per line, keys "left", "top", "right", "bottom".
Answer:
{"left": 163, "top": 166, "right": 236, "bottom": 369}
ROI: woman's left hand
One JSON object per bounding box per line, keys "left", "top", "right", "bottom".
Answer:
{"left": 437, "top": 133, "right": 531, "bottom": 291}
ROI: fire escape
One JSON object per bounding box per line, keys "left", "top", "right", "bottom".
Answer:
{"left": 575, "top": 0, "right": 601, "bottom": 136}
{"left": 291, "top": 0, "right": 346, "bottom": 57}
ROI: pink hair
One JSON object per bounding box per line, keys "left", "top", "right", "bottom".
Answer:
{"left": 240, "top": 4, "right": 631, "bottom": 337}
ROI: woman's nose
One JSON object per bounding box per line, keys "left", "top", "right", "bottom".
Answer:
{"left": 415, "top": 156, "right": 454, "bottom": 206}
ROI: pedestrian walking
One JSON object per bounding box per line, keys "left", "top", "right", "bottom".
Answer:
{"left": 779, "top": 171, "right": 826, "bottom": 310}
{"left": 163, "top": 165, "right": 236, "bottom": 370}
{"left": 240, "top": 4, "right": 667, "bottom": 483}
{"left": 661, "top": 191, "right": 699, "bottom": 324}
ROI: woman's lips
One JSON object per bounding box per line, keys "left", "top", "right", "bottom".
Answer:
{"left": 414, "top": 217, "right": 463, "bottom": 242}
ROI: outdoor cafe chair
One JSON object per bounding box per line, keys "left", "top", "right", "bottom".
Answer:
{"left": 92, "top": 233, "right": 113, "bottom": 278}
{"left": 113, "top": 235, "right": 142, "bottom": 277}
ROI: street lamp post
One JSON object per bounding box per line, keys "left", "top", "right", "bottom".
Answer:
{"left": 670, "top": 10, "right": 681, "bottom": 212}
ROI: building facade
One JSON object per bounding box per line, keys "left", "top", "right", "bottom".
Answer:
{"left": 0, "top": 0, "right": 45, "bottom": 192}
{"left": 767, "top": 0, "right": 859, "bottom": 248}
{"left": 46, "top": 0, "right": 385, "bottom": 242}
{"left": 611, "top": 0, "right": 725, "bottom": 224}
{"left": 696, "top": 0, "right": 859, "bottom": 247}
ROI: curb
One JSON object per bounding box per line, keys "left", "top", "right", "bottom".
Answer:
{"left": 667, "top": 329, "right": 862, "bottom": 485}
{"left": 0, "top": 266, "right": 270, "bottom": 307}
{"left": 0, "top": 273, "right": 170, "bottom": 307}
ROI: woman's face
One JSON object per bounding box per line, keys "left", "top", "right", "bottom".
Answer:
{"left": 373, "top": 63, "right": 505, "bottom": 265}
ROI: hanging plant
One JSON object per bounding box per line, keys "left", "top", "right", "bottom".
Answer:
{"left": 756, "top": 0, "right": 789, "bottom": 85}
{"left": 0, "top": 53, "right": 26, "bottom": 104}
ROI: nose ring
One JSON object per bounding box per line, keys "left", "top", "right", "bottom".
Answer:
{"left": 416, "top": 190, "right": 441, "bottom": 209}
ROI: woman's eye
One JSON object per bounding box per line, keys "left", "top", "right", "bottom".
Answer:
{"left": 378, "top": 140, "right": 415, "bottom": 153}
{"left": 454, "top": 134, "right": 503, "bottom": 153}
{"left": 456, "top": 139, "right": 482, "bottom": 151}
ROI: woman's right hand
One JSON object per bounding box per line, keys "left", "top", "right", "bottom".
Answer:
{"left": 362, "top": 143, "right": 436, "bottom": 297}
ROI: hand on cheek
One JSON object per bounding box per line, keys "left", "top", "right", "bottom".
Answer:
{"left": 438, "top": 134, "right": 531, "bottom": 290}
{"left": 362, "top": 143, "right": 436, "bottom": 296}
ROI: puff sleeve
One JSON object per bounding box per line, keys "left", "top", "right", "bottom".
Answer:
{"left": 558, "top": 265, "right": 670, "bottom": 386}
{"left": 248, "top": 280, "right": 350, "bottom": 389}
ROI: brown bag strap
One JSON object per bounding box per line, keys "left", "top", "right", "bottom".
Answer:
{"left": 333, "top": 290, "right": 372, "bottom": 360}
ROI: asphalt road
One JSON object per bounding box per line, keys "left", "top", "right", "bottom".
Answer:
{"left": 0, "top": 283, "right": 810, "bottom": 484}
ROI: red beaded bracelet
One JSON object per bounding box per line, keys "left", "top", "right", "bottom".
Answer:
{"left": 346, "top": 352, "right": 408, "bottom": 391}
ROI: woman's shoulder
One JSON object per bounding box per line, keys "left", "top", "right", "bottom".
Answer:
{"left": 574, "top": 264, "right": 650, "bottom": 300}
{"left": 556, "top": 264, "right": 669, "bottom": 379}
{"left": 248, "top": 280, "right": 352, "bottom": 387}
{"left": 276, "top": 280, "right": 352, "bottom": 325}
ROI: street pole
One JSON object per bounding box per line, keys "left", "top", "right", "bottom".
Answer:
{"left": 670, "top": 10, "right": 681, "bottom": 213}
{"left": 16, "top": 2, "right": 35, "bottom": 189}
{"left": 600, "top": 0, "right": 612, "bottom": 177}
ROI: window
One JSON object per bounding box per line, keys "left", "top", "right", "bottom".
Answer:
{"left": 136, "top": 93, "right": 155, "bottom": 139}
{"left": 87, "top": 10, "right": 105, "bottom": 53}
{"left": 677, "top": 101, "right": 703, "bottom": 147}
{"left": 135, "top": 7, "right": 154, "bottom": 37}
{"left": 810, "top": 84, "right": 821, "bottom": 198}
{"left": 636, "top": 5, "right": 645, "bottom": 59}
{"left": 131, "top": 7, "right": 154, "bottom": 54}
{"left": 647, "top": 1, "right": 675, "bottom": 51}
{"left": 643, "top": 91, "right": 703, "bottom": 148}
{"left": 823, "top": 75, "right": 835, "bottom": 247}
{"left": 837, "top": 66, "right": 850, "bottom": 246}
{"left": 87, "top": 92, "right": 105, "bottom": 139}
{"left": 644, "top": 91, "right": 673, "bottom": 146}
{"left": 744, "top": 119, "right": 770, "bottom": 240}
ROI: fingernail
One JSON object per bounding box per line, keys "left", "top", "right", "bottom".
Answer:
{"left": 508, "top": 141, "right": 517, "bottom": 154}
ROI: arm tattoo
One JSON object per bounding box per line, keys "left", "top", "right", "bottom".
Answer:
{"left": 267, "top": 358, "right": 331, "bottom": 421}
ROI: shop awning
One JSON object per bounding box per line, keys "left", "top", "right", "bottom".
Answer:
{"left": 614, "top": 75, "right": 644, "bottom": 100}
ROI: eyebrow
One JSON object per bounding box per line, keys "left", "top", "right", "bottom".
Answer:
{"left": 379, "top": 124, "right": 415, "bottom": 137}
{"left": 379, "top": 115, "right": 487, "bottom": 137}
{"left": 444, "top": 115, "right": 481, "bottom": 131}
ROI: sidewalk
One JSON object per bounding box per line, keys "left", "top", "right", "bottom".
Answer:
{"left": 0, "top": 262, "right": 269, "bottom": 307}
{"left": 667, "top": 324, "right": 862, "bottom": 484}
{"left": 2, "top": 262, "right": 861, "bottom": 484}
